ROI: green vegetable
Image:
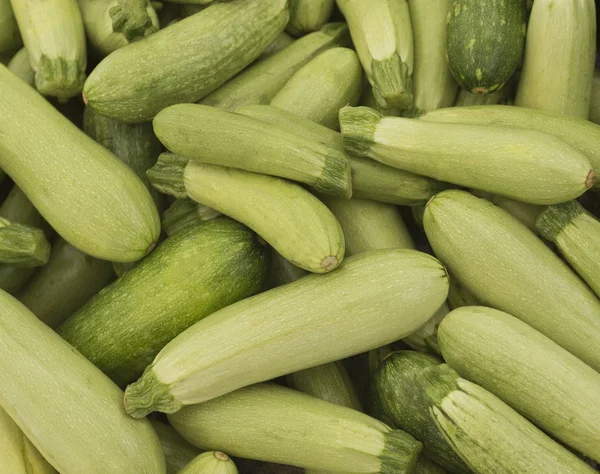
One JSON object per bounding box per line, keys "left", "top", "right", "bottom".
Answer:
{"left": 150, "top": 420, "right": 201, "bottom": 474}
{"left": 180, "top": 452, "right": 238, "bottom": 474}
{"left": 0, "top": 290, "right": 166, "bottom": 473}
{"left": 423, "top": 190, "right": 600, "bottom": 372}
{"left": 340, "top": 106, "right": 594, "bottom": 205}
{"left": 7, "top": 47, "right": 33, "bottom": 86}
{"left": 423, "top": 364, "right": 595, "bottom": 474}
{"left": 58, "top": 219, "right": 268, "bottom": 386}
{"left": 201, "top": 23, "right": 349, "bottom": 111}
{"left": 471, "top": 190, "right": 542, "bottom": 234}
{"left": 84, "top": 0, "right": 289, "bottom": 122}
{"left": 590, "top": 70, "right": 600, "bottom": 125}
{"left": 266, "top": 250, "right": 308, "bottom": 288}
{"left": 403, "top": 303, "right": 448, "bottom": 356}
{"left": 11, "top": 0, "right": 86, "bottom": 100}
{"left": 123, "top": 249, "right": 449, "bottom": 416}
{"left": 515, "top": 0, "right": 595, "bottom": 118}
{"left": 153, "top": 104, "right": 352, "bottom": 198}
{"left": 446, "top": 274, "right": 479, "bottom": 310}
{"left": 0, "top": 217, "right": 50, "bottom": 267}
{"left": 413, "top": 456, "right": 448, "bottom": 474}
{"left": 453, "top": 87, "right": 509, "bottom": 106}
{"left": 0, "top": 64, "right": 160, "bottom": 262}
{"left": 337, "top": 0, "right": 413, "bottom": 109}
{"left": 259, "top": 31, "right": 295, "bottom": 59}
{"left": 286, "top": 0, "right": 334, "bottom": 36}
{"left": 0, "top": 0, "right": 21, "bottom": 55}
{"left": 361, "top": 83, "right": 402, "bottom": 117}
{"left": 161, "top": 199, "right": 221, "bottom": 237}
{"left": 168, "top": 383, "right": 422, "bottom": 473}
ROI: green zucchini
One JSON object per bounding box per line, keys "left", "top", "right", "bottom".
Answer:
{"left": 590, "top": 70, "right": 600, "bottom": 125}
{"left": 446, "top": 274, "right": 479, "bottom": 310}
{"left": 168, "top": 383, "right": 422, "bottom": 473}
{"left": 423, "top": 190, "right": 600, "bottom": 372}
{"left": 337, "top": 0, "right": 413, "bottom": 109}
{"left": 16, "top": 237, "right": 115, "bottom": 328}
{"left": 123, "top": 249, "right": 449, "bottom": 416}
{"left": 0, "top": 217, "right": 50, "bottom": 267}
{"left": 453, "top": 86, "right": 509, "bottom": 106}
{"left": 414, "top": 456, "right": 448, "bottom": 474}
{"left": 11, "top": 0, "right": 87, "bottom": 100}
{"left": 7, "top": 47, "right": 33, "bottom": 86}
{"left": 340, "top": 106, "right": 594, "bottom": 205}
{"left": 180, "top": 452, "right": 238, "bottom": 474}
{"left": 422, "top": 364, "right": 595, "bottom": 474}
{"left": 236, "top": 104, "right": 445, "bottom": 205}
{"left": 0, "top": 290, "right": 166, "bottom": 473}
{"left": 403, "top": 303, "right": 447, "bottom": 356}
{"left": 286, "top": 0, "right": 334, "bottom": 36}
{"left": 259, "top": 31, "right": 295, "bottom": 59}
{"left": 266, "top": 250, "right": 308, "bottom": 288}
{"left": 446, "top": 0, "right": 526, "bottom": 95}
{"left": 58, "top": 218, "right": 268, "bottom": 386}
{"left": 0, "top": 64, "right": 160, "bottom": 262}
{"left": 439, "top": 306, "right": 600, "bottom": 463}
{"left": 0, "top": 0, "right": 21, "bottom": 55}
{"left": 161, "top": 199, "right": 221, "bottom": 237}
{"left": 153, "top": 104, "right": 352, "bottom": 198}
{"left": 78, "top": 0, "right": 159, "bottom": 56}
{"left": 515, "top": 0, "right": 596, "bottom": 118}
{"left": 84, "top": 0, "right": 289, "bottom": 122}
{"left": 472, "top": 191, "right": 542, "bottom": 234}
{"left": 361, "top": 83, "right": 402, "bottom": 117}
{"left": 201, "top": 23, "right": 349, "bottom": 111}
{"left": 150, "top": 420, "right": 201, "bottom": 474}
{"left": 270, "top": 47, "right": 363, "bottom": 130}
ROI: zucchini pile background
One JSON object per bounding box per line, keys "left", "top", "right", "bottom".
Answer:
{"left": 1, "top": 0, "right": 600, "bottom": 473}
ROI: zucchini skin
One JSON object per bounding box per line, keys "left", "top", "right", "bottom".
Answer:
{"left": 58, "top": 219, "right": 268, "bottom": 386}
{"left": 83, "top": 0, "right": 289, "bottom": 122}
{"left": 286, "top": 0, "right": 334, "bottom": 36}
{"left": 259, "top": 31, "right": 295, "bottom": 60}
{"left": 7, "top": 47, "right": 33, "bottom": 86}
{"left": 0, "top": 291, "right": 166, "bottom": 473}
{"left": 150, "top": 420, "right": 201, "bottom": 474}
{"left": 179, "top": 452, "right": 238, "bottom": 474}
{"left": 0, "top": 0, "right": 21, "bottom": 55}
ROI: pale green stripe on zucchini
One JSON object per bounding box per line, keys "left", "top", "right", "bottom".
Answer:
{"left": 0, "top": 217, "right": 50, "bottom": 267}
{"left": 590, "top": 70, "right": 600, "bottom": 125}
{"left": 259, "top": 31, "right": 295, "bottom": 59}
{"left": 179, "top": 451, "right": 238, "bottom": 474}
{"left": 150, "top": 420, "right": 201, "bottom": 474}
{"left": 169, "top": 383, "right": 422, "bottom": 473}
{"left": 424, "top": 190, "right": 600, "bottom": 372}
{"left": 0, "top": 0, "right": 21, "bottom": 55}
{"left": 340, "top": 106, "right": 594, "bottom": 205}
{"left": 161, "top": 198, "right": 221, "bottom": 236}
{"left": 7, "top": 47, "right": 33, "bottom": 86}
{"left": 286, "top": 0, "right": 334, "bottom": 36}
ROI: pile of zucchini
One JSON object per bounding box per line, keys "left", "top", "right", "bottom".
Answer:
{"left": 1, "top": 0, "right": 600, "bottom": 473}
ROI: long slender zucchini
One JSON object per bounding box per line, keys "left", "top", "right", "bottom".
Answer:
{"left": 0, "top": 64, "right": 160, "bottom": 262}
{"left": 423, "top": 190, "right": 600, "bottom": 372}
{"left": 270, "top": 47, "right": 363, "bottom": 130}
{"left": 123, "top": 249, "right": 449, "bottom": 416}
{"left": 153, "top": 104, "right": 352, "bottom": 197}
{"left": 168, "top": 383, "right": 422, "bottom": 473}
{"left": 201, "top": 23, "right": 349, "bottom": 111}
{"left": 340, "top": 106, "right": 594, "bottom": 205}
{"left": 7, "top": 47, "right": 33, "bottom": 86}
{"left": 0, "top": 290, "right": 166, "bottom": 473}
{"left": 286, "top": 0, "right": 334, "bottom": 36}
{"left": 0, "top": 0, "right": 21, "bottom": 55}
{"left": 515, "top": 0, "right": 596, "bottom": 118}
{"left": 180, "top": 452, "right": 238, "bottom": 474}
{"left": 58, "top": 218, "right": 268, "bottom": 386}
{"left": 0, "top": 217, "right": 50, "bottom": 267}
{"left": 161, "top": 199, "right": 221, "bottom": 237}
{"left": 439, "top": 306, "right": 600, "bottom": 463}
{"left": 84, "top": 0, "right": 289, "bottom": 122}
{"left": 150, "top": 420, "right": 201, "bottom": 474}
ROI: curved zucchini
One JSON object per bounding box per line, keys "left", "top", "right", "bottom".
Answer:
{"left": 58, "top": 218, "right": 268, "bottom": 386}
{"left": 286, "top": 0, "right": 334, "bottom": 36}
{"left": 340, "top": 106, "right": 594, "bottom": 205}
{"left": 180, "top": 452, "right": 238, "bottom": 474}
{"left": 84, "top": 0, "right": 289, "bottom": 122}
{"left": 259, "top": 31, "right": 295, "bottom": 59}
{"left": 161, "top": 199, "right": 221, "bottom": 237}
{"left": 150, "top": 420, "right": 201, "bottom": 474}
{"left": 0, "top": 0, "right": 21, "bottom": 55}
{"left": 0, "top": 291, "right": 166, "bottom": 473}
{"left": 0, "top": 64, "right": 160, "bottom": 262}
{"left": 0, "top": 217, "right": 50, "bottom": 267}
{"left": 7, "top": 47, "right": 33, "bottom": 86}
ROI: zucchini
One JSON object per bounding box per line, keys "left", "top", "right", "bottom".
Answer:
{"left": 266, "top": 250, "right": 308, "bottom": 288}
{"left": 0, "top": 0, "right": 21, "bottom": 55}
{"left": 259, "top": 31, "right": 295, "bottom": 60}
{"left": 123, "top": 249, "right": 449, "bottom": 416}
{"left": 0, "top": 290, "right": 166, "bottom": 473}
{"left": 439, "top": 305, "right": 600, "bottom": 463}
{"left": 270, "top": 47, "right": 363, "bottom": 130}
{"left": 83, "top": 0, "right": 289, "bottom": 122}
{"left": 58, "top": 218, "right": 268, "bottom": 386}
{"left": 201, "top": 23, "right": 349, "bottom": 111}
{"left": 337, "top": 0, "right": 413, "bottom": 109}
{"left": 340, "top": 106, "right": 594, "bottom": 205}
{"left": 361, "top": 82, "right": 402, "bottom": 117}
{"left": 7, "top": 47, "right": 33, "bottom": 86}
{"left": 515, "top": 0, "right": 596, "bottom": 118}
{"left": 422, "top": 364, "right": 595, "bottom": 474}
{"left": 423, "top": 190, "right": 600, "bottom": 372}
{"left": 590, "top": 70, "right": 600, "bottom": 125}
{"left": 150, "top": 420, "right": 201, "bottom": 474}
{"left": 446, "top": 274, "right": 479, "bottom": 310}
{"left": 168, "top": 383, "right": 422, "bottom": 473}
{"left": 78, "top": 0, "right": 159, "bottom": 56}
{"left": 16, "top": 237, "right": 115, "bottom": 328}
{"left": 286, "top": 0, "right": 334, "bottom": 36}
{"left": 453, "top": 86, "right": 509, "bottom": 106}
{"left": 402, "top": 303, "right": 447, "bottom": 356}
{"left": 0, "top": 64, "right": 160, "bottom": 262}
{"left": 161, "top": 199, "right": 221, "bottom": 237}
{"left": 236, "top": 104, "right": 445, "bottom": 205}
{"left": 0, "top": 217, "right": 50, "bottom": 267}
{"left": 472, "top": 191, "right": 542, "bottom": 234}
{"left": 148, "top": 157, "right": 344, "bottom": 273}
{"left": 153, "top": 104, "right": 352, "bottom": 198}
{"left": 446, "top": 0, "right": 526, "bottom": 95}
{"left": 414, "top": 457, "right": 448, "bottom": 474}
{"left": 11, "top": 0, "right": 86, "bottom": 100}
{"left": 180, "top": 452, "right": 238, "bottom": 474}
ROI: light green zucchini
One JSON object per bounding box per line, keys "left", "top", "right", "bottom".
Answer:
{"left": 0, "top": 290, "right": 166, "bottom": 473}
{"left": 0, "top": 64, "right": 160, "bottom": 262}
{"left": 340, "top": 106, "right": 594, "bottom": 205}
{"left": 78, "top": 0, "right": 159, "bottom": 56}
{"left": 259, "top": 31, "right": 295, "bottom": 59}
{"left": 161, "top": 198, "right": 221, "bottom": 237}
{"left": 471, "top": 190, "right": 543, "bottom": 234}
{"left": 453, "top": 86, "right": 509, "bottom": 106}
{"left": 590, "top": 70, "right": 600, "bottom": 125}
{"left": 423, "top": 190, "right": 600, "bottom": 372}
{"left": 423, "top": 364, "right": 595, "bottom": 474}
{"left": 16, "top": 237, "right": 115, "bottom": 328}
{"left": 84, "top": 0, "right": 289, "bottom": 122}
{"left": 337, "top": 0, "right": 413, "bottom": 109}
{"left": 439, "top": 306, "right": 600, "bottom": 462}
{"left": 446, "top": 275, "right": 479, "bottom": 310}
{"left": 201, "top": 23, "right": 349, "bottom": 111}
{"left": 515, "top": 0, "right": 596, "bottom": 118}
{"left": 0, "top": 0, "right": 21, "bottom": 55}
{"left": 270, "top": 47, "right": 363, "bottom": 130}
{"left": 7, "top": 47, "right": 33, "bottom": 86}
{"left": 0, "top": 217, "right": 50, "bottom": 267}
{"left": 169, "top": 383, "right": 422, "bottom": 473}
{"left": 286, "top": 0, "right": 334, "bottom": 36}
{"left": 58, "top": 218, "right": 268, "bottom": 386}
{"left": 150, "top": 420, "right": 201, "bottom": 474}
{"left": 266, "top": 250, "right": 308, "bottom": 288}
{"left": 236, "top": 104, "right": 445, "bottom": 205}
{"left": 153, "top": 104, "right": 352, "bottom": 197}
{"left": 180, "top": 452, "right": 238, "bottom": 474}
{"left": 123, "top": 249, "right": 449, "bottom": 416}
{"left": 11, "top": 0, "right": 86, "bottom": 100}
